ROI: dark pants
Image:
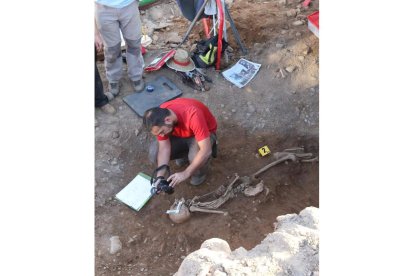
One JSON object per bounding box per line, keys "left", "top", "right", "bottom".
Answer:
{"left": 95, "top": 63, "right": 109, "bottom": 108}
{"left": 149, "top": 133, "right": 217, "bottom": 178}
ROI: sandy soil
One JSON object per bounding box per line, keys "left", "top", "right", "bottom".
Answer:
{"left": 95, "top": 0, "right": 319, "bottom": 275}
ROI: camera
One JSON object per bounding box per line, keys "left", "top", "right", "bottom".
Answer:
{"left": 150, "top": 165, "right": 174, "bottom": 195}
{"left": 156, "top": 178, "right": 174, "bottom": 194}
{"left": 151, "top": 176, "right": 174, "bottom": 195}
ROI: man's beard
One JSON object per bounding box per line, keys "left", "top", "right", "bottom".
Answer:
{"left": 163, "top": 122, "right": 175, "bottom": 136}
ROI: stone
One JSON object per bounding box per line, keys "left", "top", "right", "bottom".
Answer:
{"left": 281, "top": 29, "right": 288, "bottom": 34}
{"left": 231, "top": 109, "right": 236, "bottom": 113}
{"left": 200, "top": 238, "right": 231, "bottom": 254}
{"left": 285, "top": 66, "right": 296, "bottom": 73}
{"left": 298, "top": 56, "right": 305, "bottom": 61}
{"left": 148, "top": 8, "right": 164, "bottom": 21}
{"left": 286, "top": 9, "right": 296, "bottom": 17}
{"left": 111, "top": 131, "right": 120, "bottom": 139}
{"left": 247, "top": 105, "right": 256, "bottom": 113}
{"left": 302, "top": 46, "right": 311, "bottom": 55}
{"left": 165, "top": 32, "right": 182, "bottom": 43}
{"left": 152, "top": 35, "right": 158, "bottom": 42}
{"left": 276, "top": 43, "right": 285, "bottom": 48}
{"left": 296, "top": 32, "right": 301, "bottom": 37}
{"left": 110, "top": 236, "right": 122, "bottom": 254}
{"left": 292, "top": 20, "right": 304, "bottom": 26}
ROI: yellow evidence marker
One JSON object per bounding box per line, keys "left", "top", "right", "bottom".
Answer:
{"left": 258, "top": 145, "right": 271, "bottom": 157}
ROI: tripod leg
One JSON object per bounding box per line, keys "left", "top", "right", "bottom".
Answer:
{"left": 224, "top": 3, "right": 248, "bottom": 55}
{"left": 177, "top": 0, "right": 211, "bottom": 48}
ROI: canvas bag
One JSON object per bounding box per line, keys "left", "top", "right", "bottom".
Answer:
{"left": 191, "top": 35, "right": 228, "bottom": 68}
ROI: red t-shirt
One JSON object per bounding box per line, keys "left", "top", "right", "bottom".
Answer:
{"left": 158, "top": 98, "right": 217, "bottom": 142}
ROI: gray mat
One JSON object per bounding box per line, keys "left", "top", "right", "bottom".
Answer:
{"left": 123, "top": 76, "right": 182, "bottom": 117}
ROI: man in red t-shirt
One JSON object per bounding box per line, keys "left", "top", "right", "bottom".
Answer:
{"left": 143, "top": 98, "right": 217, "bottom": 187}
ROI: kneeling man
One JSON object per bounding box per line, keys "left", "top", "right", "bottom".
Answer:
{"left": 143, "top": 98, "right": 217, "bottom": 187}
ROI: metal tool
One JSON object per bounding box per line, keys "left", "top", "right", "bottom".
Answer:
{"left": 166, "top": 200, "right": 184, "bottom": 214}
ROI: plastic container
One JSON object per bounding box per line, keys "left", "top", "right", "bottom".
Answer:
{"left": 146, "top": 85, "right": 155, "bottom": 93}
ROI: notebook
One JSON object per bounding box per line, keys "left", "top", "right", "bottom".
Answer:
{"left": 115, "top": 172, "right": 153, "bottom": 212}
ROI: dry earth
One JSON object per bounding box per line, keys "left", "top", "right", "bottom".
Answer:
{"left": 95, "top": 0, "right": 319, "bottom": 275}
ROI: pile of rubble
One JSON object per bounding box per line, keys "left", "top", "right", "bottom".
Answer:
{"left": 175, "top": 207, "right": 319, "bottom": 276}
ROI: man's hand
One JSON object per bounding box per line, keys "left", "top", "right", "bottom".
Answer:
{"left": 95, "top": 33, "right": 104, "bottom": 52}
{"left": 95, "top": 19, "right": 104, "bottom": 52}
{"left": 167, "top": 170, "right": 191, "bottom": 187}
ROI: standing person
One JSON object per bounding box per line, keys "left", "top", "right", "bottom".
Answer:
{"left": 95, "top": 0, "right": 145, "bottom": 97}
{"left": 143, "top": 98, "right": 218, "bottom": 187}
{"left": 95, "top": 63, "right": 116, "bottom": 114}
{"left": 95, "top": 22, "right": 116, "bottom": 114}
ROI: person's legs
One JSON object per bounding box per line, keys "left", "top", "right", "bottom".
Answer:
{"left": 119, "top": 1, "right": 145, "bottom": 91}
{"left": 95, "top": 63, "right": 116, "bottom": 115}
{"left": 187, "top": 133, "right": 217, "bottom": 185}
{"left": 95, "top": 63, "right": 108, "bottom": 108}
{"left": 95, "top": 3, "right": 123, "bottom": 95}
{"left": 148, "top": 136, "right": 191, "bottom": 165}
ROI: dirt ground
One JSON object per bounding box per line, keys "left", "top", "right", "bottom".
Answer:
{"left": 95, "top": 0, "right": 319, "bottom": 275}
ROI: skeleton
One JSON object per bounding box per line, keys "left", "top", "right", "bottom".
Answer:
{"left": 167, "top": 147, "right": 318, "bottom": 223}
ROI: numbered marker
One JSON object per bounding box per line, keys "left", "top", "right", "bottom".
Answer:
{"left": 258, "top": 146, "right": 271, "bottom": 157}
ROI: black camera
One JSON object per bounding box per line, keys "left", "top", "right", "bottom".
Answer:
{"left": 150, "top": 165, "right": 174, "bottom": 195}
{"left": 152, "top": 177, "right": 174, "bottom": 195}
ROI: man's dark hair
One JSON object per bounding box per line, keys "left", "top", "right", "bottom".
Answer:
{"left": 143, "top": 107, "right": 171, "bottom": 131}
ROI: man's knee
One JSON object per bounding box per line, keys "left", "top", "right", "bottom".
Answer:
{"left": 105, "top": 42, "right": 122, "bottom": 63}
{"left": 124, "top": 38, "right": 141, "bottom": 56}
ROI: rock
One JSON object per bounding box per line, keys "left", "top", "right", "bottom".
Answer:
{"left": 231, "top": 109, "right": 236, "bottom": 113}
{"left": 286, "top": 9, "right": 296, "bottom": 17}
{"left": 152, "top": 34, "right": 158, "bottom": 42}
{"left": 165, "top": 32, "right": 182, "bottom": 44}
{"left": 302, "top": 46, "right": 311, "bottom": 55}
{"left": 225, "top": 0, "right": 234, "bottom": 8}
{"left": 292, "top": 20, "right": 304, "bottom": 26}
{"left": 200, "top": 238, "right": 231, "bottom": 254}
{"left": 110, "top": 236, "right": 122, "bottom": 254}
{"left": 220, "top": 104, "right": 225, "bottom": 108}
{"left": 296, "top": 32, "right": 302, "bottom": 37}
{"left": 276, "top": 0, "right": 287, "bottom": 5}
{"left": 285, "top": 66, "right": 296, "bottom": 73}
{"left": 247, "top": 105, "right": 256, "bottom": 113}
{"left": 95, "top": 119, "right": 99, "bottom": 127}
{"left": 175, "top": 207, "right": 319, "bottom": 276}
{"left": 276, "top": 43, "right": 285, "bottom": 48}
{"left": 148, "top": 7, "right": 165, "bottom": 22}
{"left": 111, "top": 131, "right": 120, "bottom": 139}
{"left": 298, "top": 56, "right": 305, "bottom": 61}
{"left": 281, "top": 29, "right": 288, "bottom": 35}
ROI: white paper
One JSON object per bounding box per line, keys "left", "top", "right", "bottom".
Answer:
{"left": 222, "top": 58, "right": 262, "bottom": 88}
{"left": 115, "top": 173, "right": 153, "bottom": 211}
